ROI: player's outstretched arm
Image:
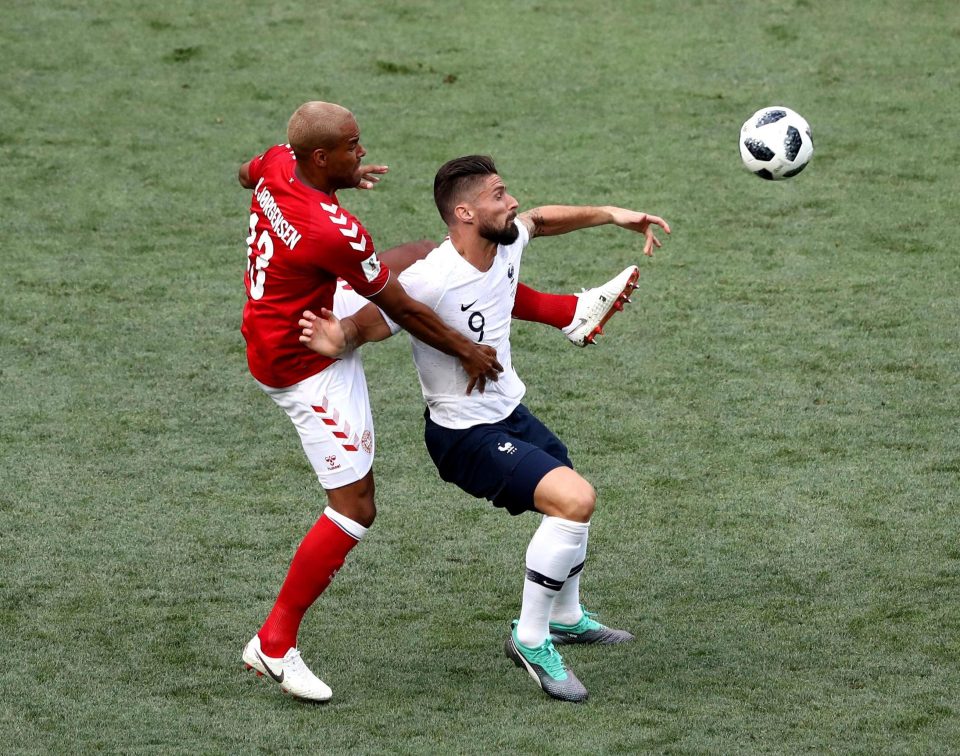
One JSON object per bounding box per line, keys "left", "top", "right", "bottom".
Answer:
{"left": 371, "top": 277, "right": 503, "bottom": 394}
{"left": 517, "top": 206, "right": 670, "bottom": 256}
{"left": 607, "top": 207, "right": 671, "bottom": 256}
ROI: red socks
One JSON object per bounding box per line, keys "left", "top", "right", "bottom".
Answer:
{"left": 512, "top": 283, "right": 576, "bottom": 330}
{"left": 258, "top": 514, "right": 359, "bottom": 657}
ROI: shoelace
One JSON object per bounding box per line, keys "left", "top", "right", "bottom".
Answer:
{"left": 286, "top": 650, "right": 307, "bottom": 675}
{"left": 581, "top": 288, "right": 615, "bottom": 316}
{"left": 555, "top": 606, "right": 601, "bottom": 631}
{"left": 529, "top": 639, "right": 567, "bottom": 678}
{"left": 575, "top": 604, "right": 605, "bottom": 628}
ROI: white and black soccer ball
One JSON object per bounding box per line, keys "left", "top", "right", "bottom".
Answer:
{"left": 739, "top": 106, "right": 813, "bottom": 180}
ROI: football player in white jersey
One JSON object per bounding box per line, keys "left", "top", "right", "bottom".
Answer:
{"left": 299, "top": 155, "right": 669, "bottom": 702}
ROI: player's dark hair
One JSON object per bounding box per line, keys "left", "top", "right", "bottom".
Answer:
{"left": 433, "top": 155, "right": 498, "bottom": 225}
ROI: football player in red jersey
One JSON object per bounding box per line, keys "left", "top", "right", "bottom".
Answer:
{"left": 239, "top": 101, "right": 505, "bottom": 701}
{"left": 238, "top": 102, "right": 641, "bottom": 702}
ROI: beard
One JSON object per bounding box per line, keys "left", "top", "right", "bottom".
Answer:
{"left": 345, "top": 162, "right": 364, "bottom": 188}
{"left": 479, "top": 217, "right": 519, "bottom": 245}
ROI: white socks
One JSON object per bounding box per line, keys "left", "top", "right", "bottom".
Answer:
{"left": 550, "top": 528, "right": 589, "bottom": 626}
{"left": 515, "top": 516, "right": 590, "bottom": 648}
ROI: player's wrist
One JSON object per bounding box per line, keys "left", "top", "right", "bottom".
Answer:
{"left": 342, "top": 318, "right": 360, "bottom": 352}
{"left": 454, "top": 337, "right": 476, "bottom": 361}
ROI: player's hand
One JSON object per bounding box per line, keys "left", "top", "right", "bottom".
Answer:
{"left": 461, "top": 344, "right": 503, "bottom": 395}
{"left": 299, "top": 308, "right": 349, "bottom": 357}
{"left": 610, "top": 208, "right": 671, "bottom": 256}
{"left": 356, "top": 164, "right": 388, "bottom": 190}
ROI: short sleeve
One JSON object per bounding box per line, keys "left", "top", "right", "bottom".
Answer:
{"left": 246, "top": 144, "right": 288, "bottom": 186}
{"left": 307, "top": 201, "right": 390, "bottom": 299}
{"left": 505, "top": 218, "right": 530, "bottom": 255}
{"left": 316, "top": 232, "right": 390, "bottom": 299}
{"left": 515, "top": 218, "right": 530, "bottom": 249}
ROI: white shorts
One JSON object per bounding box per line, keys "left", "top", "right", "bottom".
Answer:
{"left": 257, "top": 281, "right": 377, "bottom": 490}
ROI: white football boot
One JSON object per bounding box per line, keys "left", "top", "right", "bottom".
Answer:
{"left": 242, "top": 635, "right": 332, "bottom": 702}
{"left": 562, "top": 265, "right": 640, "bottom": 346}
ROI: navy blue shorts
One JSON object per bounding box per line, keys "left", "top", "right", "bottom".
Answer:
{"left": 423, "top": 403, "right": 573, "bottom": 515}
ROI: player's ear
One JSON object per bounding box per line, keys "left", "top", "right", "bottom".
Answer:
{"left": 454, "top": 203, "right": 473, "bottom": 224}
{"left": 311, "top": 148, "right": 327, "bottom": 168}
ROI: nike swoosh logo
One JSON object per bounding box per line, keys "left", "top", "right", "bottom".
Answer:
{"left": 460, "top": 300, "right": 478, "bottom": 311}
{"left": 255, "top": 650, "right": 285, "bottom": 683}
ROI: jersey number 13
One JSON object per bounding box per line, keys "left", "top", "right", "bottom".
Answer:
{"left": 246, "top": 212, "right": 274, "bottom": 300}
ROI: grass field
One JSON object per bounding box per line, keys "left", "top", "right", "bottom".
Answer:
{"left": 3, "top": 0, "right": 960, "bottom": 752}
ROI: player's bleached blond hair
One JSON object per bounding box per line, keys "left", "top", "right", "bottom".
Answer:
{"left": 287, "top": 101, "right": 354, "bottom": 159}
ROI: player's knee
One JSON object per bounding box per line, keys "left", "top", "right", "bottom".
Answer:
{"left": 352, "top": 488, "right": 377, "bottom": 528}
{"left": 330, "top": 497, "right": 377, "bottom": 528}
{"left": 534, "top": 468, "right": 596, "bottom": 522}
{"left": 564, "top": 481, "right": 596, "bottom": 522}
{"left": 353, "top": 503, "right": 376, "bottom": 528}
{"left": 326, "top": 474, "right": 377, "bottom": 527}
{"left": 552, "top": 478, "right": 595, "bottom": 523}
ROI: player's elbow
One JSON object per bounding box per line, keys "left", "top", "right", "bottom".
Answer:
{"left": 238, "top": 164, "right": 255, "bottom": 189}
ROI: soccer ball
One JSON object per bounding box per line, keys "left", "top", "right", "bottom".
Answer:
{"left": 739, "top": 106, "right": 813, "bottom": 180}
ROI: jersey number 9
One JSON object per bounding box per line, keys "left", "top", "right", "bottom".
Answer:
{"left": 467, "top": 310, "right": 485, "bottom": 342}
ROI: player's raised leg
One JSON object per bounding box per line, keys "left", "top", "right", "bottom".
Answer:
{"left": 379, "top": 240, "right": 639, "bottom": 345}
{"left": 511, "top": 284, "right": 578, "bottom": 329}
{"left": 561, "top": 265, "right": 640, "bottom": 346}
{"left": 376, "top": 240, "right": 436, "bottom": 272}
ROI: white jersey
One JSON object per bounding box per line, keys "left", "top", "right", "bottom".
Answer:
{"left": 385, "top": 220, "right": 529, "bottom": 429}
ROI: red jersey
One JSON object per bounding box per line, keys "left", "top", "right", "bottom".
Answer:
{"left": 241, "top": 144, "right": 390, "bottom": 387}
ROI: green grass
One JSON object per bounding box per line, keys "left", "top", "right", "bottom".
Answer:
{"left": 3, "top": 0, "right": 960, "bottom": 752}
